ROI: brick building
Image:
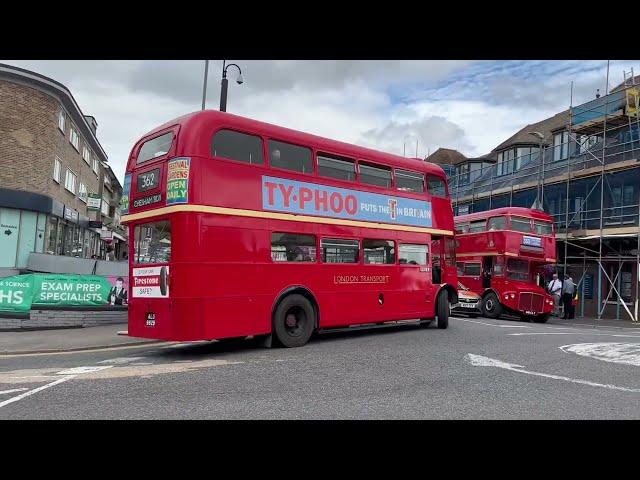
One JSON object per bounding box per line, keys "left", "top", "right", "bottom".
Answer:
{"left": 0, "top": 63, "right": 127, "bottom": 275}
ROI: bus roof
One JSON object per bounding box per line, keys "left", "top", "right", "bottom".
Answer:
{"left": 455, "top": 207, "right": 554, "bottom": 223}
{"left": 130, "top": 109, "right": 446, "bottom": 177}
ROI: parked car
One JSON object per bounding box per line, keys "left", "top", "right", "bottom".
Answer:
{"left": 452, "top": 282, "right": 482, "bottom": 318}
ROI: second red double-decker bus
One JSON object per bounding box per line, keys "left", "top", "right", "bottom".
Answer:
{"left": 121, "top": 110, "right": 458, "bottom": 347}
{"left": 454, "top": 207, "right": 556, "bottom": 322}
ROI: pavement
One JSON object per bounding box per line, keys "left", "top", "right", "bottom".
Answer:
{"left": 0, "top": 324, "right": 164, "bottom": 355}
{"left": 1, "top": 314, "right": 639, "bottom": 419}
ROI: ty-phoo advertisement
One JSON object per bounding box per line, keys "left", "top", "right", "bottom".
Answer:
{"left": 132, "top": 266, "right": 169, "bottom": 298}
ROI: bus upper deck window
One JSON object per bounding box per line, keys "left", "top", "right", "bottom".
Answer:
{"left": 318, "top": 154, "right": 356, "bottom": 181}
{"left": 427, "top": 175, "right": 448, "bottom": 197}
{"left": 534, "top": 221, "right": 552, "bottom": 235}
{"left": 511, "top": 217, "right": 532, "bottom": 233}
{"left": 487, "top": 216, "right": 507, "bottom": 231}
{"left": 359, "top": 162, "right": 392, "bottom": 188}
{"left": 212, "top": 129, "right": 264, "bottom": 164}
{"left": 137, "top": 132, "right": 174, "bottom": 164}
{"left": 269, "top": 140, "right": 312, "bottom": 174}
{"left": 396, "top": 169, "right": 425, "bottom": 193}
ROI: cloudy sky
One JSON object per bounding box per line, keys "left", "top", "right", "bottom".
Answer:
{"left": 4, "top": 60, "right": 639, "bottom": 183}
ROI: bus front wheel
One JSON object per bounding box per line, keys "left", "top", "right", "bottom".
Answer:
{"left": 436, "top": 291, "right": 449, "bottom": 329}
{"left": 273, "top": 294, "right": 316, "bottom": 348}
{"left": 482, "top": 292, "right": 502, "bottom": 319}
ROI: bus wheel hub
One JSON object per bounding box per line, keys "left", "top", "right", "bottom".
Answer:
{"left": 285, "top": 313, "right": 297, "bottom": 327}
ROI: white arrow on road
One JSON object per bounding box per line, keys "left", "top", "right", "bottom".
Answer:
{"left": 465, "top": 353, "right": 640, "bottom": 393}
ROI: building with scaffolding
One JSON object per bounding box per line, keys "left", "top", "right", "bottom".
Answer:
{"left": 428, "top": 69, "right": 640, "bottom": 322}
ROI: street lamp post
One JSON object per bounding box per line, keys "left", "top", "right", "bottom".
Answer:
{"left": 219, "top": 60, "right": 243, "bottom": 112}
{"left": 201, "top": 60, "right": 209, "bottom": 110}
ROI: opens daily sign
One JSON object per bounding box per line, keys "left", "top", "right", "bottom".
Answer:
{"left": 0, "top": 274, "right": 113, "bottom": 313}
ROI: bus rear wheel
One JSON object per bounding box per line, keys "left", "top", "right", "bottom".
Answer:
{"left": 436, "top": 291, "right": 449, "bottom": 329}
{"left": 482, "top": 292, "right": 502, "bottom": 319}
{"left": 273, "top": 294, "right": 316, "bottom": 348}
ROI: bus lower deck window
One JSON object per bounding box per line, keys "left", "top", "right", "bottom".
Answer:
{"left": 399, "top": 244, "right": 428, "bottom": 265}
{"left": 271, "top": 233, "right": 316, "bottom": 262}
{"left": 321, "top": 238, "right": 359, "bottom": 263}
{"left": 363, "top": 239, "right": 395, "bottom": 264}
{"left": 134, "top": 221, "right": 171, "bottom": 264}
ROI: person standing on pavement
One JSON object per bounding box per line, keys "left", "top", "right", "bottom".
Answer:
{"left": 548, "top": 273, "right": 563, "bottom": 316}
{"left": 561, "top": 273, "right": 576, "bottom": 319}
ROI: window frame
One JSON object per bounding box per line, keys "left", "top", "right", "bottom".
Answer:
{"left": 395, "top": 169, "right": 425, "bottom": 193}
{"left": 69, "top": 127, "right": 80, "bottom": 151}
{"left": 362, "top": 238, "right": 396, "bottom": 265}
{"left": 58, "top": 109, "right": 65, "bottom": 133}
{"left": 398, "top": 243, "right": 429, "bottom": 266}
{"left": 64, "top": 168, "right": 77, "bottom": 194}
{"left": 136, "top": 129, "right": 176, "bottom": 165}
{"left": 82, "top": 145, "right": 91, "bottom": 165}
{"left": 53, "top": 156, "right": 62, "bottom": 183}
{"left": 317, "top": 152, "right": 357, "bottom": 182}
{"left": 426, "top": 174, "right": 448, "bottom": 198}
{"left": 270, "top": 232, "right": 318, "bottom": 263}
{"left": 268, "top": 138, "right": 314, "bottom": 175}
{"left": 358, "top": 161, "right": 393, "bottom": 189}
{"left": 320, "top": 237, "right": 360, "bottom": 264}
{"left": 211, "top": 128, "right": 265, "bottom": 166}
{"left": 78, "top": 182, "right": 88, "bottom": 203}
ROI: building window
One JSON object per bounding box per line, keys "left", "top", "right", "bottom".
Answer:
{"left": 58, "top": 110, "right": 65, "bottom": 132}
{"left": 70, "top": 127, "right": 80, "bottom": 151}
{"left": 92, "top": 158, "right": 99, "bottom": 174}
{"left": 104, "top": 174, "right": 111, "bottom": 188}
{"left": 64, "top": 169, "right": 77, "bottom": 194}
{"left": 268, "top": 140, "right": 313, "bottom": 174}
{"left": 271, "top": 233, "right": 317, "bottom": 262}
{"left": 553, "top": 131, "right": 569, "bottom": 161}
{"left": 101, "top": 195, "right": 110, "bottom": 216}
{"left": 78, "top": 183, "right": 88, "bottom": 203}
{"left": 211, "top": 129, "right": 264, "bottom": 165}
{"left": 53, "top": 157, "right": 62, "bottom": 183}
{"left": 82, "top": 146, "right": 91, "bottom": 164}
{"left": 318, "top": 154, "right": 356, "bottom": 181}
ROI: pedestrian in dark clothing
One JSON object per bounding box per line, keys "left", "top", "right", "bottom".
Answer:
{"left": 561, "top": 273, "right": 576, "bottom": 319}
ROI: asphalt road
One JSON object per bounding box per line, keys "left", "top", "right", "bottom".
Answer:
{"left": 1, "top": 316, "right": 640, "bottom": 419}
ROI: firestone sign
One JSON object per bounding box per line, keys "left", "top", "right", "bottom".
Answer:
{"left": 261, "top": 175, "right": 432, "bottom": 227}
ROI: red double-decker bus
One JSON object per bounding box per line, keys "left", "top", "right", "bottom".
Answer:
{"left": 454, "top": 207, "right": 556, "bottom": 323}
{"left": 121, "top": 110, "right": 458, "bottom": 347}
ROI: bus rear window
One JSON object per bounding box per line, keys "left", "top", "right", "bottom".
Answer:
{"left": 511, "top": 217, "right": 532, "bottom": 233}
{"left": 137, "top": 132, "right": 174, "bottom": 164}
{"left": 134, "top": 221, "right": 171, "bottom": 264}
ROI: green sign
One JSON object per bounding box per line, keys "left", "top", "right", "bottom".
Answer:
{"left": 0, "top": 275, "right": 34, "bottom": 313}
{"left": 121, "top": 173, "right": 131, "bottom": 214}
{"left": 166, "top": 158, "right": 190, "bottom": 205}
{"left": 87, "top": 193, "right": 102, "bottom": 210}
{"left": 0, "top": 274, "right": 114, "bottom": 313}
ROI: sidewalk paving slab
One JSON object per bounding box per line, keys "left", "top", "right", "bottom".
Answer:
{"left": 0, "top": 323, "right": 164, "bottom": 355}
{"left": 547, "top": 316, "right": 640, "bottom": 330}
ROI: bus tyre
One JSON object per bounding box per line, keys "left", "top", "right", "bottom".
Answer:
{"left": 533, "top": 313, "right": 550, "bottom": 323}
{"left": 159, "top": 266, "right": 168, "bottom": 296}
{"left": 482, "top": 292, "right": 502, "bottom": 319}
{"left": 273, "top": 294, "right": 315, "bottom": 348}
{"left": 436, "top": 291, "right": 449, "bottom": 329}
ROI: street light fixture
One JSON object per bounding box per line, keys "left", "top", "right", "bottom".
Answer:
{"left": 528, "top": 131, "right": 546, "bottom": 209}
{"left": 219, "top": 60, "right": 243, "bottom": 112}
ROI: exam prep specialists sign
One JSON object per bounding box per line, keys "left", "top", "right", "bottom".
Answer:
{"left": 0, "top": 274, "right": 114, "bottom": 313}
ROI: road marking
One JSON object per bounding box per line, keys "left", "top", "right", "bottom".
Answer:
{"left": 508, "top": 332, "right": 640, "bottom": 338}
{"left": 0, "top": 341, "right": 171, "bottom": 358}
{"left": 0, "top": 376, "right": 76, "bottom": 409}
{"left": 56, "top": 366, "right": 113, "bottom": 375}
{"left": 0, "top": 388, "right": 28, "bottom": 395}
{"left": 97, "top": 357, "right": 145, "bottom": 365}
{"left": 465, "top": 353, "right": 640, "bottom": 393}
{"left": 560, "top": 343, "right": 640, "bottom": 367}
{"left": 455, "top": 318, "right": 531, "bottom": 328}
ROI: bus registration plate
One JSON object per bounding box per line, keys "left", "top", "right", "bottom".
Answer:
{"left": 146, "top": 313, "right": 156, "bottom": 326}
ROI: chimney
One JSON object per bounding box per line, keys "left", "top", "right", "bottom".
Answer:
{"left": 84, "top": 115, "right": 98, "bottom": 135}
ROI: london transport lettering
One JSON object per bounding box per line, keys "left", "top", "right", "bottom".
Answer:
{"left": 262, "top": 176, "right": 432, "bottom": 227}
{"left": 334, "top": 275, "right": 390, "bottom": 284}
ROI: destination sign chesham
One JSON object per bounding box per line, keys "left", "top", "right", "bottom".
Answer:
{"left": 262, "top": 176, "right": 432, "bottom": 227}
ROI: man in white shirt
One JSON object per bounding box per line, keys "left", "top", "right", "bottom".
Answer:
{"left": 548, "top": 273, "right": 563, "bottom": 316}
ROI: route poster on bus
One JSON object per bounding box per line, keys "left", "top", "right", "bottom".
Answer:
{"left": 166, "top": 158, "right": 190, "bottom": 205}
